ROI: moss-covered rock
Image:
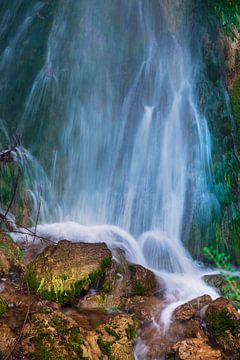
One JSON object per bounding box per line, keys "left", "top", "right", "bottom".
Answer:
{"left": 78, "top": 250, "right": 159, "bottom": 312}
{"left": 22, "top": 307, "right": 86, "bottom": 359}
{"left": 25, "top": 240, "right": 112, "bottom": 305}
{"left": 0, "top": 230, "right": 24, "bottom": 275}
{"left": 204, "top": 297, "right": 240, "bottom": 354}
{"left": 86, "top": 314, "right": 139, "bottom": 360}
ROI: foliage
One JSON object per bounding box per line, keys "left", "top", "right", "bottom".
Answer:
{"left": 125, "top": 324, "right": 136, "bottom": 340}
{"left": 97, "top": 336, "right": 112, "bottom": 357}
{"left": 231, "top": 77, "right": 240, "bottom": 125}
{"left": 203, "top": 246, "right": 240, "bottom": 306}
{"left": 0, "top": 297, "right": 7, "bottom": 317}
{"left": 207, "top": 0, "right": 240, "bottom": 38}
{"left": 134, "top": 281, "right": 147, "bottom": 296}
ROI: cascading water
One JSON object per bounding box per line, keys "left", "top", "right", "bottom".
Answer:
{"left": 1, "top": 0, "right": 221, "bottom": 357}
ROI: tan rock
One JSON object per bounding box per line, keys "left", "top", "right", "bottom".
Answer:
{"left": 170, "top": 338, "right": 222, "bottom": 360}
{"left": 172, "top": 295, "right": 212, "bottom": 321}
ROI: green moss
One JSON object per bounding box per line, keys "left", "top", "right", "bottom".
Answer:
{"left": 31, "top": 312, "right": 85, "bottom": 360}
{"left": 134, "top": 281, "right": 146, "bottom": 296}
{"left": 231, "top": 77, "right": 240, "bottom": 125}
{"left": 97, "top": 336, "right": 112, "bottom": 358}
{"left": 0, "top": 297, "right": 7, "bottom": 317}
{"left": 104, "top": 326, "right": 119, "bottom": 339}
{"left": 125, "top": 324, "right": 136, "bottom": 340}
{"left": 26, "top": 255, "right": 112, "bottom": 305}
{"left": 206, "top": 308, "right": 239, "bottom": 340}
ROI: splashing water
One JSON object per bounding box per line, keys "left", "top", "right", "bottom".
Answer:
{"left": 2, "top": 0, "right": 219, "bottom": 353}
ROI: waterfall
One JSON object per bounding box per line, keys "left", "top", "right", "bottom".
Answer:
{"left": 2, "top": 0, "right": 219, "bottom": 337}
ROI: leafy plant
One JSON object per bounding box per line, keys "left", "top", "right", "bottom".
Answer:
{"left": 203, "top": 246, "right": 240, "bottom": 306}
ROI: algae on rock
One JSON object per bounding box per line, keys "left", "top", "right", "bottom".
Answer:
{"left": 25, "top": 240, "right": 112, "bottom": 304}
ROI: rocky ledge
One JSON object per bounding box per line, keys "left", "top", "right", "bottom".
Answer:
{"left": 0, "top": 233, "right": 240, "bottom": 359}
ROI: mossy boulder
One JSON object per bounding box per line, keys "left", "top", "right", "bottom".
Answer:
{"left": 25, "top": 240, "right": 112, "bottom": 305}
{"left": 85, "top": 313, "right": 139, "bottom": 360}
{"left": 0, "top": 296, "right": 7, "bottom": 317}
{"left": 204, "top": 297, "right": 240, "bottom": 354}
{"left": 22, "top": 307, "right": 86, "bottom": 360}
{"left": 0, "top": 230, "right": 24, "bottom": 274}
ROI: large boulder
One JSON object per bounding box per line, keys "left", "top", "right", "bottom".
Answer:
{"left": 25, "top": 240, "right": 112, "bottom": 304}
{"left": 204, "top": 297, "right": 240, "bottom": 355}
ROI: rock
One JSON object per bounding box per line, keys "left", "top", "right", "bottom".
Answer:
{"left": 85, "top": 313, "right": 139, "bottom": 360}
{"left": 0, "top": 324, "right": 16, "bottom": 358}
{"left": 78, "top": 250, "right": 160, "bottom": 313}
{"left": 25, "top": 240, "right": 112, "bottom": 304}
{"left": 0, "top": 230, "right": 24, "bottom": 275}
{"left": 102, "top": 250, "right": 158, "bottom": 297}
{"left": 21, "top": 307, "right": 86, "bottom": 359}
{"left": 168, "top": 338, "right": 222, "bottom": 360}
{"left": 203, "top": 274, "right": 228, "bottom": 293}
{"left": 204, "top": 297, "right": 240, "bottom": 354}
{"left": 20, "top": 306, "right": 138, "bottom": 360}
{"left": 172, "top": 295, "right": 212, "bottom": 321}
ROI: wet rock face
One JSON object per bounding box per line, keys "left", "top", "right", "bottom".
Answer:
{"left": 204, "top": 297, "right": 240, "bottom": 355}
{"left": 25, "top": 240, "right": 112, "bottom": 304}
{"left": 79, "top": 249, "right": 160, "bottom": 312}
{"left": 172, "top": 295, "right": 212, "bottom": 321}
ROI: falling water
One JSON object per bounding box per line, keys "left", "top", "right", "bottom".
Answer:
{"left": 1, "top": 0, "right": 220, "bottom": 356}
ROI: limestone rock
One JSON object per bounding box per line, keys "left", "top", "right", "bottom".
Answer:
{"left": 21, "top": 307, "right": 86, "bottom": 359}
{"left": 172, "top": 295, "right": 212, "bottom": 321}
{"left": 204, "top": 297, "right": 240, "bottom": 354}
{"left": 85, "top": 313, "right": 139, "bottom": 360}
{"left": 0, "top": 324, "right": 16, "bottom": 358}
{"left": 168, "top": 338, "right": 222, "bottom": 360}
{"left": 26, "top": 240, "right": 112, "bottom": 304}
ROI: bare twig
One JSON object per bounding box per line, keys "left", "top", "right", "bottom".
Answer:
{"left": 33, "top": 200, "right": 41, "bottom": 243}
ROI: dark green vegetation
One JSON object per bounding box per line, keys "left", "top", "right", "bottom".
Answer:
{"left": 205, "top": 307, "right": 238, "bottom": 340}
{"left": 0, "top": 297, "right": 7, "bottom": 317}
{"left": 97, "top": 336, "right": 112, "bottom": 358}
{"left": 207, "top": 0, "right": 240, "bottom": 37}
{"left": 134, "top": 281, "right": 147, "bottom": 296}
{"left": 231, "top": 77, "right": 240, "bottom": 125}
